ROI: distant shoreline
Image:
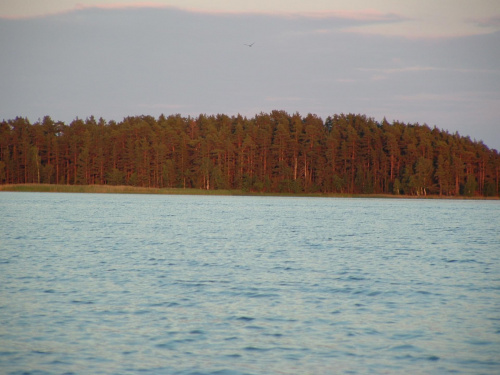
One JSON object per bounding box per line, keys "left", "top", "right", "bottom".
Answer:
{"left": 1, "top": 184, "right": 497, "bottom": 200}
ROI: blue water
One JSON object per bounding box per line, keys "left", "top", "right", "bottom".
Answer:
{"left": 0, "top": 192, "right": 499, "bottom": 374}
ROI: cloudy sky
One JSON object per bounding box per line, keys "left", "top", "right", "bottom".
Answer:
{"left": 1, "top": 0, "right": 499, "bottom": 150}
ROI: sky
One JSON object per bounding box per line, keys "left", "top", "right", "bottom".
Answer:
{"left": 1, "top": 0, "right": 499, "bottom": 151}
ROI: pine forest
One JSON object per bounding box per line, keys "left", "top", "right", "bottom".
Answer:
{"left": 1, "top": 111, "right": 499, "bottom": 197}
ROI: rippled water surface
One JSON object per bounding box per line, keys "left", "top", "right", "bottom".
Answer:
{"left": 1, "top": 192, "right": 499, "bottom": 374}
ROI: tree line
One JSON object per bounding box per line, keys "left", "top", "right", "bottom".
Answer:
{"left": 1, "top": 111, "right": 499, "bottom": 196}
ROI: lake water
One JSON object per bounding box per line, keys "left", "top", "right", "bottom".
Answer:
{"left": 0, "top": 192, "right": 499, "bottom": 374}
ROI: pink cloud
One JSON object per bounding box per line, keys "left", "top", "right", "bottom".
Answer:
{"left": 178, "top": 7, "right": 407, "bottom": 25}
{"left": 0, "top": 2, "right": 170, "bottom": 20}
{"left": 467, "top": 15, "right": 500, "bottom": 29}
{"left": 75, "top": 2, "right": 168, "bottom": 11}
{"left": 300, "top": 9, "right": 407, "bottom": 22}
{"left": 1, "top": 2, "right": 407, "bottom": 26}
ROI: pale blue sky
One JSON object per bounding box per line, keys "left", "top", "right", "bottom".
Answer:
{"left": 1, "top": 0, "right": 499, "bottom": 150}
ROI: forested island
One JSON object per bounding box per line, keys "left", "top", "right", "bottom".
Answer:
{"left": 1, "top": 112, "right": 499, "bottom": 197}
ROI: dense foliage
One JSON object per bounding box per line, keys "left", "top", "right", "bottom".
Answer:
{"left": 1, "top": 112, "right": 499, "bottom": 196}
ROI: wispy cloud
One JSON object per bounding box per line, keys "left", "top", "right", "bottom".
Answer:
{"left": 0, "top": 1, "right": 171, "bottom": 20}
{"left": 257, "top": 9, "right": 407, "bottom": 23}
{"left": 356, "top": 65, "right": 500, "bottom": 85}
{"left": 395, "top": 91, "right": 500, "bottom": 103}
{"left": 336, "top": 78, "right": 358, "bottom": 83}
{"left": 359, "top": 66, "right": 438, "bottom": 74}
{"left": 266, "top": 97, "right": 303, "bottom": 102}
{"left": 359, "top": 66, "right": 500, "bottom": 75}
{"left": 0, "top": 1, "right": 407, "bottom": 27}
{"left": 370, "top": 75, "right": 387, "bottom": 82}
{"left": 322, "top": 9, "right": 404, "bottom": 22}
{"left": 138, "top": 103, "right": 185, "bottom": 110}
{"left": 467, "top": 15, "right": 500, "bottom": 30}
{"left": 2, "top": 0, "right": 499, "bottom": 41}
{"left": 75, "top": 2, "right": 168, "bottom": 11}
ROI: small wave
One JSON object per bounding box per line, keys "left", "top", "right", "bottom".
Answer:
{"left": 122, "top": 350, "right": 137, "bottom": 355}
{"left": 390, "top": 344, "right": 419, "bottom": 351}
{"left": 155, "top": 342, "right": 175, "bottom": 350}
{"left": 264, "top": 332, "right": 283, "bottom": 337}
{"left": 32, "top": 350, "right": 53, "bottom": 355}
{"left": 186, "top": 370, "right": 251, "bottom": 375}
{"left": 148, "top": 301, "right": 179, "bottom": 308}
{"left": 189, "top": 329, "right": 204, "bottom": 335}
{"left": 347, "top": 276, "right": 366, "bottom": 281}
{"left": 71, "top": 300, "right": 94, "bottom": 304}
{"left": 444, "top": 258, "right": 480, "bottom": 264}
{"left": 133, "top": 309, "right": 150, "bottom": 315}
{"left": 415, "top": 290, "right": 432, "bottom": 295}
{"left": 49, "top": 359, "right": 71, "bottom": 365}
{"left": 466, "top": 339, "right": 494, "bottom": 346}
{"left": 236, "top": 316, "right": 255, "bottom": 322}
{"left": 272, "top": 266, "right": 297, "bottom": 271}
{"left": 243, "top": 346, "right": 270, "bottom": 352}
{"left": 457, "top": 358, "right": 500, "bottom": 367}
{"left": 390, "top": 332, "right": 424, "bottom": 341}
{"left": 244, "top": 292, "right": 279, "bottom": 298}
{"left": 224, "top": 354, "right": 242, "bottom": 360}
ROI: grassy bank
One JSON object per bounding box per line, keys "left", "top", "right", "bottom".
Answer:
{"left": 0, "top": 184, "right": 244, "bottom": 195}
{"left": 0, "top": 184, "right": 322, "bottom": 196}
{"left": 1, "top": 184, "right": 497, "bottom": 199}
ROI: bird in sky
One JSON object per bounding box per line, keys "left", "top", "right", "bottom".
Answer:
{"left": 244, "top": 42, "right": 255, "bottom": 47}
